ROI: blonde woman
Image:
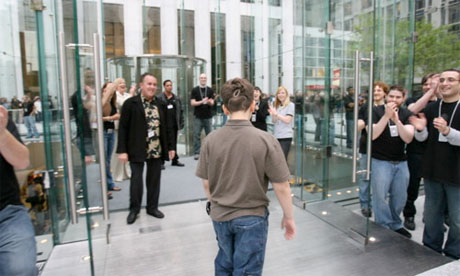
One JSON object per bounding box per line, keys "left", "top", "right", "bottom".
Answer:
{"left": 269, "top": 86, "right": 295, "bottom": 160}
{"left": 112, "top": 78, "right": 136, "bottom": 182}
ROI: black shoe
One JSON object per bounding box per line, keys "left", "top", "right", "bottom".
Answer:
{"left": 194, "top": 155, "right": 199, "bottom": 160}
{"left": 395, "top": 228, "right": 412, "bottom": 239}
{"left": 404, "top": 217, "right": 416, "bottom": 231}
{"left": 361, "top": 208, "right": 372, "bottom": 218}
{"left": 147, "top": 209, "right": 164, "bottom": 219}
{"left": 108, "top": 194, "right": 113, "bottom": 200}
{"left": 161, "top": 164, "right": 165, "bottom": 170}
{"left": 172, "top": 161, "right": 185, "bottom": 167}
{"left": 127, "top": 211, "right": 138, "bottom": 224}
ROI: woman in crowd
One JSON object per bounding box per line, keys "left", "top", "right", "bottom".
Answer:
{"left": 101, "top": 81, "right": 121, "bottom": 195}
{"left": 269, "top": 86, "right": 295, "bottom": 160}
{"left": 111, "top": 78, "right": 136, "bottom": 182}
{"left": 251, "top": 86, "right": 269, "bottom": 131}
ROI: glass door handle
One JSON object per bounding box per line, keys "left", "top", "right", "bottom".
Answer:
{"left": 352, "top": 51, "right": 374, "bottom": 183}
{"left": 58, "top": 32, "right": 78, "bottom": 224}
{"left": 93, "top": 33, "right": 110, "bottom": 221}
{"left": 365, "top": 52, "right": 374, "bottom": 181}
{"left": 352, "top": 51, "right": 360, "bottom": 183}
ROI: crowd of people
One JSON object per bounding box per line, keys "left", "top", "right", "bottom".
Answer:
{"left": 1, "top": 68, "right": 458, "bottom": 275}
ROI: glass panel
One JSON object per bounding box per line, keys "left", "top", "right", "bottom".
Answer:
{"left": 104, "top": 3, "right": 124, "bottom": 58}
{"left": 144, "top": 7, "right": 161, "bottom": 54}
{"left": 178, "top": 9, "right": 195, "bottom": 56}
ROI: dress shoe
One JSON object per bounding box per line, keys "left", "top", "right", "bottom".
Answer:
{"left": 172, "top": 161, "right": 185, "bottom": 167}
{"left": 127, "top": 211, "right": 138, "bottom": 224}
{"left": 194, "top": 154, "right": 199, "bottom": 160}
{"left": 361, "top": 208, "right": 372, "bottom": 218}
{"left": 394, "top": 228, "right": 412, "bottom": 239}
{"left": 404, "top": 216, "right": 416, "bottom": 231}
{"left": 147, "top": 209, "right": 164, "bottom": 219}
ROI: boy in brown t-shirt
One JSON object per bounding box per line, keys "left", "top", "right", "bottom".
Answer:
{"left": 196, "top": 78, "right": 296, "bottom": 275}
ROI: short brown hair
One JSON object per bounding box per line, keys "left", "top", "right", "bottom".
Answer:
{"left": 389, "top": 85, "right": 405, "bottom": 96}
{"left": 374, "top": 81, "right": 389, "bottom": 94}
{"left": 221, "top": 78, "right": 254, "bottom": 113}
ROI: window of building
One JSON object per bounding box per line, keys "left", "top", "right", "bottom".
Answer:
{"left": 269, "top": 0, "right": 281, "bottom": 7}
{"left": 344, "top": 2, "right": 352, "bottom": 17}
{"left": 241, "top": 15, "right": 255, "bottom": 83}
{"left": 415, "top": 0, "right": 425, "bottom": 10}
{"left": 144, "top": 7, "right": 161, "bottom": 54}
{"left": 178, "top": 9, "right": 195, "bottom": 57}
{"left": 362, "top": 0, "right": 372, "bottom": 10}
{"left": 211, "top": 12, "right": 226, "bottom": 90}
{"left": 104, "top": 4, "right": 124, "bottom": 58}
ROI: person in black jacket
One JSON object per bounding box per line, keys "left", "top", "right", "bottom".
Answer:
{"left": 117, "top": 73, "right": 175, "bottom": 224}
{"left": 159, "top": 80, "right": 184, "bottom": 167}
{"left": 251, "top": 86, "right": 269, "bottom": 131}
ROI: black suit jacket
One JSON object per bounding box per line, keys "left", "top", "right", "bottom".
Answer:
{"left": 116, "top": 94, "right": 173, "bottom": 162}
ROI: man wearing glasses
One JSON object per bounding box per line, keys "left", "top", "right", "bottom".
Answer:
{"left": 411, "top": 69, "right": 460, "bottom": 260}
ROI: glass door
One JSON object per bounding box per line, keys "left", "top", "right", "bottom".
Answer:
{"left": 33, "top": 0, "right": 109, "bottom": 274}
{"left": 293, "top": 0, "right": 416, "bottom": 242}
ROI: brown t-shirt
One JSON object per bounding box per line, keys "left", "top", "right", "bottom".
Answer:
{"left": 195, "top": 119, "right": 290, "bottom": 221}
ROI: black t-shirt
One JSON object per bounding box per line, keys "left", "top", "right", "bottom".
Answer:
{"left": 358, "top": 103, "right": 369, "bottom": 154}
{"left": 164, "top": 94, "right": 178, "bottom": 129}
{"left": 343, "top": 94, "right": 354, "bottom": 119}
{"left": 191, "top": 86, "right": 215, "bottom": 119}
{"left": 363, "top": 105, "right": 413, "bottom": 161}
{"left": 405, "top": 96, "right": 437, "bottom": 154}
{"left": 422, "top": 100, "right": 460, "bottom": 186}
{"left": 251, "top": 100, "right": 269, "bottom": 131}
{"left": 23, "top": 102, "right": 34, "bottom": 116}
{"left": 103, "top": 101, "right": 117, "bottom": 131}
{"left": 0, "top": 118, "right": 23, "bottom": 211}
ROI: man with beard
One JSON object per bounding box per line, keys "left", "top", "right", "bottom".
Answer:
{"left": 363, "top": 85, "right": 414, "bottom": 238}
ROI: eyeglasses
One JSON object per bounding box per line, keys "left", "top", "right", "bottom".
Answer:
{"left": 439, "top": 77, "right": 460, "bottom": 83}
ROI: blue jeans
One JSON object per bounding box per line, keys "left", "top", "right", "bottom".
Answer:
{"left": 212, "top": 211, "right": 269, "bottom": 275}
{"left": 358, "top": 154, "right": 371, "bottom": 209}
{"left": 0, "top": 205, "right": 37, "bottom": 276}
{"left": 193, "top": 117, "right": 212, "bottom": 155}
{"left": 423, "top": 179, "right": 460, "bottom": 259}
{"left": 104, "top": 131, "right": 115, "bottom": 190}
{"left": 24, "top": 115, "right": 39, "bottom": 138}
{"left": 371, "top": 158, "right": 409, "bottom": 230}
{"left": 346, "top": 118, "right": 353, "bottom": 147}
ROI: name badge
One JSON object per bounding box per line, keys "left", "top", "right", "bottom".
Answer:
{"left": 148, "top": 131, "right": 155, "bottom": 138}
{"left": 167, "top": 104, "right": 173, "bottom": 109}
{"left": 438, "top": 132, "right": 448, "bottom": 142}
{"left": 251, "top": 113, "right": 256, "bottom": 122}
{"left": 389, "top": 125, "right": 399, "bottom": 137}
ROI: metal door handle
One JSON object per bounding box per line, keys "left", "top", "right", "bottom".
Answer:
{"left": 58, "top": 32, "right": 78, "bottom": 224}
{"left": 93, "top": 33, "right": 110, "bottom": 220}
{"left": 352, "top": 51, "right": 360, "bottom": 183}
{"left": 352, "top": 51, "right": 374, "bottom": 182}
{"left": 366, "top": 52, "right": 374, "bottom": 181}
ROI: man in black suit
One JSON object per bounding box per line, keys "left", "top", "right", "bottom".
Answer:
{"left": 117, "top": 73, "right": 175, "bottom": 224}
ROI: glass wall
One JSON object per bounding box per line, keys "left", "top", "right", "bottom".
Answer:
{"left": 144, "top": 7, "right": 161, "bottom": 54}
{"left": 104, "top": 3, "right": 124, "bottom": 58}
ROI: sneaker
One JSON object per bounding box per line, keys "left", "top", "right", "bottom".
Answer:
{"left": 394, "top": 228, "right": 412, "bottom": 239}
{"left": 361, "top": 208, "right": 372, "bottom": 218}
{"left": 404, "top": 217, "right": 416, "bottom": 231}
{"left": 194, "top": 155, "right": 199, "bottom": 160}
